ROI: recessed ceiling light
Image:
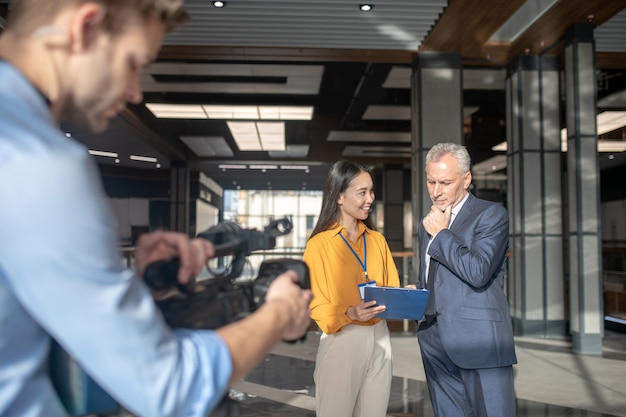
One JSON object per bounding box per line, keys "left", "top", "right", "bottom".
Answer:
{"left": 249, "top": 165, "right": 278, "bottom": 170}
{"left": 281, "top": 165, "right": 310, "bottom": 170}
{"left": 597, "top": 111, "right": 626, "bottom": 135}
{"left": 147, "top": 104, "right": 313, "bottom": 121}
{"left": 360, "top": 4, "right": 373, "bottom": 12}
{"left": 145, "top": 103, "right": 206, "bottom": 119}
{"left": 493, "top": 110, "right": 626, "bottom": 153}
{"left": 227, "top": 121, "right": 286, "bottom": 151}
{"left": 89, "top": 150, "right": 118, "bottom": 158}
{"left": 219, "top": 164, "right": 247, "bottom": 170}
{"left": 204, "top": 105, "right": 313, "bottom": 121}
{"left": 130, "top": 155, "right": 158, "bottom": 163}
{"left": 213, "top": 1, "right": 225, "bottom": 8}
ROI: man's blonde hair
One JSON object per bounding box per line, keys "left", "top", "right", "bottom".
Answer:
{"left": 4, "top": 0, "right": 189, "bottom": 37}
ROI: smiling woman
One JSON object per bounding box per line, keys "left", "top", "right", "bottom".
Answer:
{"left": 303, "top": 160, "right": 401, "bottom": 417}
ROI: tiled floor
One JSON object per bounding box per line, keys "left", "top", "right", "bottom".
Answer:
{"left": 109, "top": 326, "right": 626, "bottom": 417}
{"left": 213, "top": 327, "right": 626, "bottom": 417}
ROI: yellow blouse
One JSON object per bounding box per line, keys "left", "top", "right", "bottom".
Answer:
{"left": 303, "top": 222, "right": 400, "bottom": 334}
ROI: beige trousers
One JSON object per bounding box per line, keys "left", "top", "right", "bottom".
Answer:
{"left": 314, "top": 320, "right": 392, "bottom": 417}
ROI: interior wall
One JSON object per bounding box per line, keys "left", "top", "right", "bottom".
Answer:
{"left": 109, "top": 198, "right": 150, "bottom": 244}
{"left": 195, "top": 199, "right": 220, "bottom": 236}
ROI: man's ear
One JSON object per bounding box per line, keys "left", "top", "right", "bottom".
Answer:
{"left": 464, "top": 171, "right": 472, "bottom": 190}
{"left": 68, "top": 3, "right": 106, "bottom": 52}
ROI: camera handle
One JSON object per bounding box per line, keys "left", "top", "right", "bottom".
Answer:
{"left": 144, "top": 218, "right": 293, "bottom": 293}
{"left": 143, "top": 237, "right": 247, "bottom": 295}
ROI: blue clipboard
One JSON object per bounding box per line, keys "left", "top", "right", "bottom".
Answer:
{"left": 363, "top": 286, "right": 430, "bottom": 320}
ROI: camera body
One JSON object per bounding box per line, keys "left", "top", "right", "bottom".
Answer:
{"left": 144, "top": 217, "right": 310, "bottom": 329}
{"left": 52, "top": 217, "right": 310, "bottom": 416}
{"left": 155, "top": 257, "right": 310, "bottom": 330}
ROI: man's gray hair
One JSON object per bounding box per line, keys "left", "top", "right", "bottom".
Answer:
{"left": 425, "top": 143, "right": 471, "bottom": 174}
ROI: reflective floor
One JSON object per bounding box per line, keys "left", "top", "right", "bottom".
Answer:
{"left": 209, "top": 328, "right": 626, "bottom": 417}
{"left": 111, "top": 328, "right": 626, "bottom": 417}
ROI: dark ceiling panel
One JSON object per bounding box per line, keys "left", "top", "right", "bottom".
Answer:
{"left": 2, "top": 1, "right": 624, "bottom": 191}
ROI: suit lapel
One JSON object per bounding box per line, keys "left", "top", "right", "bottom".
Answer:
{"left": 449, "top": 193, "right": 475, "bottom": 232}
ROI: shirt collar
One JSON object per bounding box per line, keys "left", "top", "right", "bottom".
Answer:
{"left": 330, "top": 221, "right": 368, "bottom": 237}
{"left": 451, "top": 192, "right": 470, "bottom": 218}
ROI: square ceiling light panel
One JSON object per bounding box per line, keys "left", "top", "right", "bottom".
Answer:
{"left": 203, "top": 105, "right": 313, "bottom": 120}
{"left": 227, "top": 121, "right": 286, "bottom": 151}
{"left": 146, "top": 103, "right": 313, "bottom": 121}
{"left": 145, "top": 103, "right": 207, "bottom": 119}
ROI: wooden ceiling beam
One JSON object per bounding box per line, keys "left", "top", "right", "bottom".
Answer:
{"left": 509, "top": 0, "right": 626, "bottom": 59}
{"left": 158, "top": 44, "right": 626, "bottom": 71}
{"left": 597, "top": 52, "right": 626, "bottom": 70}
{"left": 419, "top": 0, "right": 526, "bottom": 61}
{"left": 418, "top": 0, "right": 626, "bottom": 68}
{"left": 158, "top": 45, "right": 416, "bottom": 64}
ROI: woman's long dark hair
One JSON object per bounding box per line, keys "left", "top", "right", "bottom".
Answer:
{"left": 309, "top": 160, "right": 375, "bottom": 239}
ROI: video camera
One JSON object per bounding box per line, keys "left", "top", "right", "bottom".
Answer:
{"left": 51, "top": 217, "right": 310, "bottom": 416}
{"left": 143, "top": 216, "right": 310, "bottom": 330}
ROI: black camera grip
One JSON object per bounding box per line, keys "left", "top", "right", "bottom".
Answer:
{"left": 254, "top": 259, "right": 310, "bottom": 344}
{"left": 143, "top": 258, "right": 196, "bottom": 295}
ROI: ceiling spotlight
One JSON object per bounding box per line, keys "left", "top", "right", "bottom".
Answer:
{"left": 213, "top": 1, "right": 225, "bottom": 7}
{"left": 359, "top": 4, "right": 373, "bottom": 12}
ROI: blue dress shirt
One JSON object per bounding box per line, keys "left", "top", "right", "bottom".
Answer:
{"left": 0, "top": 62, "right": 232, "bottom": 417}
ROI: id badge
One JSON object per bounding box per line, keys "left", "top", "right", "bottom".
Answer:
{"left": 358, "top": 281, "right": 377, "bottom": 299}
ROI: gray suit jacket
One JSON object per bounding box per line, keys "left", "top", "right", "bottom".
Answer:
{"left": 418, "top": 193, "right": 517, "bottom": 369}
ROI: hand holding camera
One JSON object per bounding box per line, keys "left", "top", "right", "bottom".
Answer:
{"left": 142, "top": 218, "right": 311, "bottom": 336}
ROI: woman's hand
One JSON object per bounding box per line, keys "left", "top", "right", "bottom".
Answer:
{"left": 346, "top": 300, "right": 386, "bottom": 322}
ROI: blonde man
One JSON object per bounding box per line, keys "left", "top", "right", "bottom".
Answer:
{"left": 0, "top": 1, "right": 312, "bottom": 416}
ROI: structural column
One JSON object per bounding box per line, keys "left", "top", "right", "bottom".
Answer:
{"left": 410, "top": 52, "right": 463, "bottom": 272}
{"left": 564, "top": 24, "right": 603, "bottom": 354}
{"left": 170, "top": 160, "right": 190, "bottom": 235}
{"left": 506, "top": 55, "right": 565, "bottom": 337}
{"left": 382, "top": 164, "right": 405, "bottom": 252}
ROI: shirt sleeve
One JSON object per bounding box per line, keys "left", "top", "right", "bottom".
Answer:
{"left": 0, "top": 148, "right": 231, "bottom": 417}
{"left": 304, "top": 236, "right": 353, "bottom": 334}
{"left": 380, "top": 236, "right": 401, "bottom": 288}
{"left": 429, "top": 203, "right": 509, "bottom": 289}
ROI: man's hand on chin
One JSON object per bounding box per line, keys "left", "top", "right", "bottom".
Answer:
{"left": 423, "top": 204, "right": 452, "bottom": 236}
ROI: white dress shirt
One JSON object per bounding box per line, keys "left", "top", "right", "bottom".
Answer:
{"left": 424, "top": 193, "right": 468, "bottom": 283}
